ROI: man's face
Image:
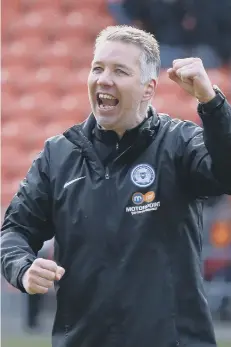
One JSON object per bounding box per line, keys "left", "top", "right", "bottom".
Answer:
{"left": 88, "top": 40, "right": 154, "bottom": 132}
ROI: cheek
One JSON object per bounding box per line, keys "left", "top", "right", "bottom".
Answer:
{"left": 87, "top": 75, "right": 95, "bottom": 91}
{"left": 119, "top": 84, "right": 137, "bottom": 101}
{"left": 125, "top": 89, "right": 143, "bottom": 105}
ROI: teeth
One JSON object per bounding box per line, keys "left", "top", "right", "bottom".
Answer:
{"left": 99, "top": 93, "right": 116, "bottom": 100}
{"left": 99, "top": 104, "right": 115, "bottom": 109}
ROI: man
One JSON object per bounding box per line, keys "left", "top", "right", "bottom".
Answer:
{"left": 1, "top": 25, "right": 231, "bottom": 347}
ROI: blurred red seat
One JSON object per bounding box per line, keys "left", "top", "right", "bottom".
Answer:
{"left": 2, "top": 92, "right": 24, "bottom": 120}
{"left": 2, "top": 65, "right": 40, "bottom": 94}
{"left": 2, "top": 42, "right": 30, "bottom": 67}
{"left": 19, "top": 0, "right": 60, "bottom": 11}
{"left": 153, "top": 92, "right": 199, "bottom": 122}
{"left": 2, "top": 119, "right": 46, "bottom": 150}
{"left": 2, "top": 121, "right": 23, "bottom": 147}
{"left": 2, "top": 91, "right": 52, "bottom": 122}
{"left": 1, "top": 180, "right": 21, "bottom": 207}
{"left": 7, "top": 9, "right": 64, "bottom": 38}
{"left": 2, "top": 0, "right": 20, "bottom": 10}
{"left": 208, "top": 68, "right": 231, "bottom": 95}
{"left": 2, "top": 6, "right": 20, "bottom": 38}
{"left": 2, "top": 145, "right": 32, "bottom": 179}
{"left": 61, "top": 92, "right": 90, "bottom": 117}
{"left": 59, "top": 0, "right": 101, "bottom": 12}
{"left": 44, "top": 120, "right": 77, "bottom": 138}
{"left": 54, "top": 10, "right": 112, "bottom": 41}
{"left": 207, "top": 69, "right": 228, "bottom": 86}
{"left": 2, "top": 37, "right": 46, "bottom": 69}
{"left": 71, "top": 44, "right": 94, "bottom": 68}
{"left": 156, "top": 70, "right": 177, "bottom": 94}
{"left": 29, "top": 66, "right": 71, "bottom": 94}
{"left": 36, "top": 40, "right": 74, "bottom": 67}
{"left": 60, "top": 67, "right": 89, "bottom": 92}
{"left": 39, "top": 91, "right": 89, "bottom": 122}
{"left": 5, "top": 92, "right": 61, "bottom": 124}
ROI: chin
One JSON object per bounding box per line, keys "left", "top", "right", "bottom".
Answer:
{"left": 95, "top": 114, "right": 119, "bottom": 129}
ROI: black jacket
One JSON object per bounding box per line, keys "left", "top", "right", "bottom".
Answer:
{"left": 1, "top": 96, "right": 231, "bottom": 347}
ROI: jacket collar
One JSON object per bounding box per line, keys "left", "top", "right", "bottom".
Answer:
{"left": 64, "top": 105, "right": 160, "bottom": 146}
{"left": 63, "top": 106, "right": 160, "bottom": 177}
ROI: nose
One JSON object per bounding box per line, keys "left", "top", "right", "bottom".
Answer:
{"left": 97, "top": 70, "right": 114, "bottom": 87}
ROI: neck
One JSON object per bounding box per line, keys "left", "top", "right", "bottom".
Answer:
{"left": 99, "top": 111, "right": 148, "bottom": 139}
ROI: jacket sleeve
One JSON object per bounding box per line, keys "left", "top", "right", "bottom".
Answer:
{"left": 1, "top": 141, "right": 54, "bottom": 292}
{"left": 177, "top": 98, "right": 231, "bottom": 197}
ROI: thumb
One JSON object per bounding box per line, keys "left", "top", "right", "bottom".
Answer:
{"left": 167, "top": 68, "right": 180, "bottom": 83}
{"left": 55, "top": 266, "right": 65, "bottom": 281}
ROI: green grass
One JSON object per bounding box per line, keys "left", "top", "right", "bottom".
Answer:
{"left": 1, "top": 338, "right": 48, "bottom": 347}
{"left": 1, "top": 338, "right": 50, "bottom": 347}
{"left": 1, "top": 338, "right": 231, "bottom": 347}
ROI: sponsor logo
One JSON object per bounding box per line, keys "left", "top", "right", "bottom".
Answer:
{"left": 132, "top": 192, "right": 144, "bottom": 205}
{"left": 131, "top": 164, "right": 155, "bottom": 188}
{"left": 126, "top": 202, "right": 160, "bottom": 215}
{"left": 126, "top": 191, "right": 160, "bottom": 215}
{"left": 143, "top": 191, "right": 155, "bottom": 203}
{"left": 132, "top": 191, "right": 155, "bottom": 205}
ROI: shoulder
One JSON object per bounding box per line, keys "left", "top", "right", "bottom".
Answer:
{"left": 45, "top": 134, "right": 71, "bottom": 147}
{"left": 158, "top": 113, "right": 203, "bottom": 141}
{"left": 44, "top": 133, "right": 76, "bottom": 155}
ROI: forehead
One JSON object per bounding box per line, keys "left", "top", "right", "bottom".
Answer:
{"left": 93, "top": 40, "right": 141, "bottom": 67}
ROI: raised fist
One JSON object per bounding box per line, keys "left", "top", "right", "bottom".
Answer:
{"left": 167, "top": 58, "right": 216, "bottom": 103}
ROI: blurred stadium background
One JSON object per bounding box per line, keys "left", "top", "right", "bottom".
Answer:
{"left": 1, "top": 0, "right": 231, "bottom": 346}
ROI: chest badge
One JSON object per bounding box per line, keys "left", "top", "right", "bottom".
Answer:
{"left": 131, "top": 164, "right": 155, "bottom": 188}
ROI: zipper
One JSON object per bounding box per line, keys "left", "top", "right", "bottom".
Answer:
{"left": 105, "top": 167, "right": 110, "bottom": 179}
{"left": 116, "top": 142, "right": 119, "bottom": 150}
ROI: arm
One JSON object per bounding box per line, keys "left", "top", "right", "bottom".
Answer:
{"left": 177, "top": 96, "right": 231, "bottom": 196}
{"left": 167, "top": 58, "right": 231, "bottom": 197}
{"left": 1, "top": 141, "right": 54, "bottom": 292}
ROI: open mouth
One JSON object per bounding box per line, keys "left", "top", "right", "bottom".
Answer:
{"left": 96, "top": 93, "right": 119, "bottom": 110}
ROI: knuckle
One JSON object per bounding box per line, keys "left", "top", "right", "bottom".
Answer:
{"left": 27, "top": 267, "right": 32, "bottom": 274}
{"left": 34, "top": 258, "right": 42, "bottom": 265}
{"left": 41, "top": 287, "right": 48, "bottom": 294}
{"left": 50, "top": 260, "right": 58, "bottom": 268}
{"left": 194, "top": 57, "right": 202, "bottom": 64}
{"left": 30, "top": 266, "right": 40, "bottom": 276}
{"left": 27, "top": 267, "right": 35, "bottom": 276}
{"left": 49, "top": 272, "right": 56, "bottom": 281}
{"left": 45, "top": 260, "right": 57, "bottom": 271}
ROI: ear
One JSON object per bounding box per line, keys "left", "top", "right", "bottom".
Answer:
{"left": 142, "top": 79, "right": 157, "bottom": 102}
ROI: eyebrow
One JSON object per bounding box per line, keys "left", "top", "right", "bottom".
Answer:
{"left": 92, "top": 61, "right": 132, "bottom": 71}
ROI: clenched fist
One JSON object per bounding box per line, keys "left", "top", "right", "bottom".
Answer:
{"left": 22, "top": 258, "right": 65, "bottom": 295}
{"left": 167, "top": 58, "right": 216, "bottom": 103}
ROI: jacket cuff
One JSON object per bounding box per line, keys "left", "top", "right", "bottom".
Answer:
{"left": 17, "top": 263, "right": 32, "bottom": 293}
{"left": 197, "top": 90, "right": 225, "bottom": 116}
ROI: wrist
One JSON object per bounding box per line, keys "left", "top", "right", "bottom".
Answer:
{"left": 18, "top": 265, "right": 30, "bottom": 292}
{"left": 197, "top": 85, "right": 226, "bottom": 115}
{"left": 22, "top": 271, "right": 27, "bottom": 288}
{"left": 197, "top": 90, "right": 216, "bottom": 104}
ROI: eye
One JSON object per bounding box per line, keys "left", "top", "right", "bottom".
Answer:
{"left": 115, "top": 69, "right": 127, "bottom": 75}
{"left": 92, "top": 67, "right": 103, "bottom": 73}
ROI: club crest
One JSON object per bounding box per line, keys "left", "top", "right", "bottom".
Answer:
{"left": 131, "top": 164, "right": 155, "bottom": 188}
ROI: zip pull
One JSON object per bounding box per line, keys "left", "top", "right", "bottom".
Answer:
{"left": 105, "top": 167, "right": 110, "bottom": 179}
{"left": 116, "top": 142, "right": 119, "bottom": 150}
